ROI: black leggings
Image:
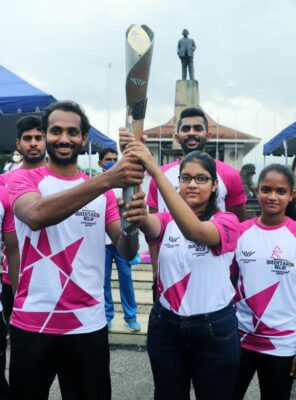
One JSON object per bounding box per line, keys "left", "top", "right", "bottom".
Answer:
{"left": 1, "top": 283, "right": 14, "bottom": 323}
{"left": 9, "top": 325, "right": 111, "bottom": 400}
{"left": 0, "top": 312, "right": 8, "bottom": 399}
{"left": 235, "top": 348, "right": 294, "bottom": 400}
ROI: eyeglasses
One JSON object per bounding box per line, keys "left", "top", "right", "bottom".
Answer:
{"left": 180, "top": 124, "right": 203, "bottom": 133}
{"left": 179, "top": 174, "right": 213, "bottom": 185}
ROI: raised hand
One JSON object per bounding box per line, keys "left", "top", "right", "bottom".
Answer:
{"left": 105, "top": 156, "right": 144, "bottom": 188}
{"left": 117, "top": 191, "right": 147, "bottom": 224}
{"left": 119, "top": 127, "right": 147, "bottom": 153}
{"left": 124, "top": 141, "right": 158, "bottom": 177}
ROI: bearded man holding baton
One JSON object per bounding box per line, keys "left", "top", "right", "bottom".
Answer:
{"left": 7, "top": 101, "right": 146, "bottom": 399}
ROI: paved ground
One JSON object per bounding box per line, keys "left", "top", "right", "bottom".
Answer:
{"left": 45, "top": 345, "right": 296, "bottom": 399}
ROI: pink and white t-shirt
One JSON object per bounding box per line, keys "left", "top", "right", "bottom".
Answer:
{"left": 148, "top": 211, "right": 240, "bottom": 315}
{"left": 0, "top": 168, "right": 23, "bottom": 285}
{"left": 0, "top": 185, "right": 15, "bottom": 250}
{"left": 234, "top": 217, "right": 296, "bottom": 356}
{"left": 0, "top": 167, "right": 27, "bottom": 187}
{"left": 0, "top": 186, "right": 16, "bottom": 310}
{"left": 8, "top": 166, "right": 119, "bottom": 335}
{"left": 0, "top": 174, "right": 6, "bottom": 187}
{"left": 147, "top": 159, "right": 247, "bottom": 212}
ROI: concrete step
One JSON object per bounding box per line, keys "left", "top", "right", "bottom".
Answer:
{"left": 108, "top": 312, "right": 148, "bottom": 346}
{"left": 111, "top": 269, "right": 153, "bottom": 290}
{"left": 112, "top": 263, "right": 152, "bottom": 272}
{"left": 112, "top": 288, "right": 153, "bottom": 314}
{"left": 109, "top": 263, "right": 153, "bottom": 345}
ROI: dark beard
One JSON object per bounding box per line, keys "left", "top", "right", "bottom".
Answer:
{"left": 46, "top": 144, "right": 81, "bottom": 165}
{"left": 22, "top": 154, "right": 45, "bottom": 165}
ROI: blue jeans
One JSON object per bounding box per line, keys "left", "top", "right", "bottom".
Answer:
{"left": 104, "top": 244, "right": 137, "bottom": 322}
{"left": 147, "top": 301, "right": 240, "bottom": 400}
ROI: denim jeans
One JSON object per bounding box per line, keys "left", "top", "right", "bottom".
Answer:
{"left": 104, "top": 244, "right": 137, "bottom": 322}
{"left": 147, "top": 301, "right": 240, "bottom": 400}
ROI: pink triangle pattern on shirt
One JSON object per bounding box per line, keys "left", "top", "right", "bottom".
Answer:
{"left": 246, "top": 282, "right": 280, "bottom": 319}
{"left": 59, "top": 272, "right": 68, "bottom": 289}
{"left": 239, "top": 276, "right": 246, "bottom": 299}
{"left": 50, "top": 237, "right": 84, "bottom": 277}
{"left": 12, "top": 310, "right": 51, "bottom": 330}
{"left": 54, "top": 278, "right": 99, "bottom": 311}
{"left": 164, "top": 272, "right": 191, "bottom": 313}
{"left": 255, "top": 320, "right": 295, "bottom": 337}
{"left": 37, "top": 228, "right": 52, "bottom": 256}
{"left": 42, "top": 311, "right": 83, "bottom": 334}
{"left": 240, "top": 331, "right": 276, "bottom": 352}
{"left": 233, "top": 276, "right": 246, "bottom": 305}
{"left": 21, "top": 236, "right": 43, "bottom": 269}
{"left": 233, "top": 286, "right": 241, "bottom": 304}
{"left": 157, "top": 276, "right": 164, "bottom": 299}
{"left": 252, "top": 314, "right": 258, "bottom": 328}
{"left": 13, "top": 267, "right": 34, "bottom": 309}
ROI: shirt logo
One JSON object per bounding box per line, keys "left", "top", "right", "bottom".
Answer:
{"left": 188, "top": 243, "right": 209, "bottom": 257}
{"left": 266, "top": 246, "right": 294, "bottom": 275}
{"left": 164, "top": 236, "right": 180, "bottom": 248}
{"left": 239, "top": 250, "right": 256, "bottom": 263}
{"left": 271, "top": 246, "right": 283, "bottom": 259}
{"left": 169, "top": 236, "right": 180, "bottom": 243}
{"left": 242, "top": 251, "right": 255, "bottom": 257}
{"left": 75, "top": 207, "right": 100, "bottom": 227}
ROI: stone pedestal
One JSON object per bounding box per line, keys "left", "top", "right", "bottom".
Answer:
{"left": 173, "top": 80, "right": 200, "bottom": 149}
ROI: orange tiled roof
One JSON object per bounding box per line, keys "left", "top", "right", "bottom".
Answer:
{"left": 144, "top": 113, "right": 260, "bottom": 141}
{"left": 144, "top": 118, "right": 175, "bottom": 139}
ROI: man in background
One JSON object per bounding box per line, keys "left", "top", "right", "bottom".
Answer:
{"left": 0, "top": 115, "right": 45, "bottom": 397}
{"left": 0, "top": 115, "right": 46, "bottom": 320}
{"left": 0, "top": 187, "right": 19, "bottom": 400}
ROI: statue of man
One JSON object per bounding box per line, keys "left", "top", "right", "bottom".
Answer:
{"left": 177, "top": 29, "right": 196, "bottom": 80}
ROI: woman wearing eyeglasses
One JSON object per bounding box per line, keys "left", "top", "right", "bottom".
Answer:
{"left": 124, "top": 142, "right": 241, "bottom": 400}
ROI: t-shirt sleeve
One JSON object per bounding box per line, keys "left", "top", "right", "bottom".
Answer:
{"left": 146, "top": 177, "right": 158, "bottom": 209}
{"left": 105, "top": 190, "right": 120, "bottom": 227}
{"left": 145, "top": 212, "right": 172, "bottom": 246}
{"left": 7, "top": 169, "right": 40, "bottom": 207}
{"left": 224, "top": 168, "right": 247, "bottom": 209}
{"left": 0, "top": 174, "right": 5, "bottom": 187}
{"left": 0, "top": 188, "right": 15, "bottom": 233}
{"left": 211, "top": 212, "right": 240, "bottom": 255}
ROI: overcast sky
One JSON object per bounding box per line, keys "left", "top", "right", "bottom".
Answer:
{"left": 1, "top": 0, "right": 296, "bottom": 166}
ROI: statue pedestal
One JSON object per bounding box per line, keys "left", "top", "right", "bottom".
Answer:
{"left": 173, "top": 80, "right": 200, "bottom": 149}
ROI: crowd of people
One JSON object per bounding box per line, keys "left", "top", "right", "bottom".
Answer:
{"left": 0, "top": 102, "right": 295, "bottom": 400}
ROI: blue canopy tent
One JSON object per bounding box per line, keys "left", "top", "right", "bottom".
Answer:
{"left": 0, "top": 65, "right": 116, "bottom": 154}
{"left": 0, "top": 65, "right": 56, "bottom": 114}
{"left": 263, "top": 122, "right": 296, "bottom": 165}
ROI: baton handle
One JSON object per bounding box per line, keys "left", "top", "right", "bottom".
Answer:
{"left": 121, "top": 118, "right": 144, "bottom": 230}
{"left": 121, "top": 186, "right": 136, "bottom": 230}
{"left": 131, "top": 119, "right": 144, "bottom": 141}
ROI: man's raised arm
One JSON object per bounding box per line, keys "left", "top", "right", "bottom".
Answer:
{"left": 10, "top": 159, "right": 144, "bottom": 231}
